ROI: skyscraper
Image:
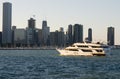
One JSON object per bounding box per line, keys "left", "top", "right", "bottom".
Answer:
{"left": 58, "top": 27, "right": 65, "bottom": 47}
{"left": 28, "top": 18, "right": 36, "bottom": 29}
{"left": 50, "top": 32, "right": 56, "bottom": 46}
{"left": 42, "top": 20, "right": 50, "bottom": 46}
{"left": 42, "top": 21, "right": 47, "bottom": 28}
{"left": 12, "top": 26, "right": 16, "bottom": 44}
{"left": 2, "top": 2, "right": 12, "bottom": 44}
{"left": 73, "top": 24, "right": 83, "bottom": 43}
{"left": 26, "top": 28, "right": 35, "bottom": 46}
{"left": 50, "top": 29, "right": 65, "bottom": 47}
{"left": 26, "top": 18, "right": 36, "bottom": 46}
{"left": 37, "top": 29, "right": 42, "bottom": 46}
{"left": 107, "top": 27, "right": 115, "bottom": 46}
{"left": 67, "top": 24, "right": 73, "bottom": 45}
{"left": 88, "top": 28, "right": 92, "bottom": 43}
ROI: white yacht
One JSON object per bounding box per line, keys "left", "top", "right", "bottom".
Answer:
{"left": 57, "top": 43, "right": 106, "bottom": 56}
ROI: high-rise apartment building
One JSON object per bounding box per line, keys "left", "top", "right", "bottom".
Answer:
{"left": 2, "top": 2, "right": 12, "bottom": 44}
{"left": 107, "top": 27, "right": 115, "bottom": 46}
{"left": 28, "top": 18, "right": 36, "bottom": 29}
{"left": 50, "top": 29, "right": 65, "bottom": 47}
{"left": 73, "top": 24, "right": 83, "bottom": 43}
{"left": 88, "top": 28, "right": 92, "bottom": 43}
{"left": 37, "top": 29, "right": 42, "bottom": 46}
{"left": 67, "top": 24, "right": 73, "bottom": 45}
{"left": 26, "top": 18, "right": 36, "bottom": 46}
{"left": 42, "top": 20, "right": 50, "bottom": 46}
{"left": 58, "top": 28, "right": 65, "bottom": 47}
{"left": 26, "top": 28, "right": 35, "bottom": 46}
{"left": 50, "top": 32, "right": 56, "bottom": 46}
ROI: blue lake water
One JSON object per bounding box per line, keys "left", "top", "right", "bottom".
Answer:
{"left": 0, "top": 49, "right": 120, "bottom": 79}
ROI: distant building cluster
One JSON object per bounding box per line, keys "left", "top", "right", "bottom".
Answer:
{"left": 0, "top": 2, "right": 115, "bottom": 47}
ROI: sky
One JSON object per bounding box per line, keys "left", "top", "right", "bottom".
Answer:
{"left": 0, "top": 0, "right": 120, "bottom": 44}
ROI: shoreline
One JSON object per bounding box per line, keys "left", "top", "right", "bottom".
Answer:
{"left": 0, "top": 47, "right": 57, "bottom": 50}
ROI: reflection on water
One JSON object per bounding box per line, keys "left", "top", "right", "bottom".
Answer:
{"left": 0, "top": 49, "right": 120, "bottom": 79}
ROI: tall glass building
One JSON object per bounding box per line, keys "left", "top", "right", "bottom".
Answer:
{"left": 42, "top": 20, "right": 50, "bottom": 45}
{"left": 73, "top": 24, "right": 83, "bottom": 43}
{"left": 28, "top": 18, "right": 36, "bottom": 29}
{"left": 2, "top": 2, "right": 12, "bottom": 44}
{"left": 68, "top": 24, "right": 73, "bottom": 45}
{"left": 88, "top": 28, "right": 92, "bottom": 43}
{"left": 107, "top": 27, "right": 115, "bottom": 46}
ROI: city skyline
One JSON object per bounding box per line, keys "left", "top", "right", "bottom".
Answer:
{"left": 0, "top": 0, "right": 120, "bottom": 44}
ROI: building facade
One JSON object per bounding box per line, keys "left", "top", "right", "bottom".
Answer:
{"left": 50, "top": 28, "right": 65, "bottom": 47}
{"left": 12, "top": 26, "right": 16, "bottom": 44}
{"left": 50, "top": 32, "right": 56, "bottom": 46}
{"left": 88, "top": 28, "right": 92, "bottom": 43}
{"left": 107, "top": 27, "right": 115, "bottom": 46}
{"left": 28, "top": 18, "right": 36, "bottom": 29}
{"left": 57, "top": 31, "right": 65, "bottom": 47}
{"left": 42, "top": 20, "right": 50, "bottom": 46}
{"left": 2, "top": 2, "right": 12, "bottom": 44}
{"left": 37, "top": 29, "right": 42, "bottom": 46}
{"left": 67, "top": 24, "right": 73, "bottom": 45}
{"left": 26, "top": 28, "right": 35, "bottom": 46}
{"left": 73, "top": 24, "right": 83, "bottom": 43}
{"left": 14, "top": 29, "right": 26, "bottom": 46}
{"left": 26, "top": 18, "right": 37, "bottom": 46}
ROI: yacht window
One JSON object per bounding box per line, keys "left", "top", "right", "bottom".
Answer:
{"left": 96, "top": 50, "right": 103, "bottom": 52}
{"left": 81, "top": 49, "right": 92, "bottom": 52}
{"left": 77, "top": 45, "right": 88, "bottom": 48}
{"left": 91, "top": 46, "right": 101, "bottom": 48}
{"left": 69, "top": 49, "right": 78, "bottom": 51}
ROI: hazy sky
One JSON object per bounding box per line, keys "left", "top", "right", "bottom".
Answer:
{"left": 0, "top": 0, "right": 120, "bottom": 44}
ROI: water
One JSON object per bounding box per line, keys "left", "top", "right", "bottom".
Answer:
{"left": 0, "top": 49, "right": 120, "bottom": 79}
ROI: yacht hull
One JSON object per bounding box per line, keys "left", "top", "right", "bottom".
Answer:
{"left": 57, "top": 49, "right": 106, "bottom": 56}
{"left": 57, "top": 49, "right": 93, "bottom": 56}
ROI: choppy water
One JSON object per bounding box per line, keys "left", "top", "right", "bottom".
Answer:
{"left": 0, "top": 49, "right": 120, "bottom": 79}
